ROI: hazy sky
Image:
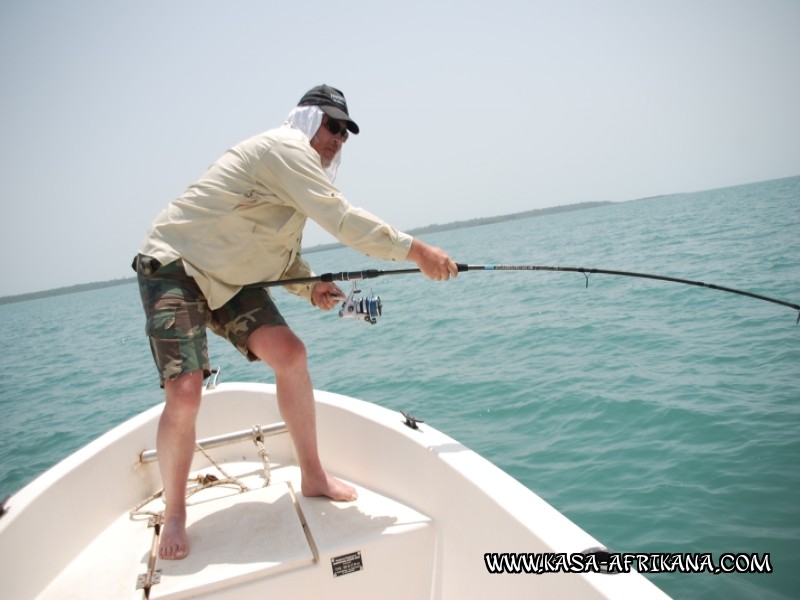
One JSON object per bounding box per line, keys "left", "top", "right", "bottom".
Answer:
{"left": 1, "top": 0, "right": 798, "bottom": 296}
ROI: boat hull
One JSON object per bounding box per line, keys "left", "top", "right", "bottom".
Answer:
{"left": 0, "top": 382, "right": 670, "bottom": 599}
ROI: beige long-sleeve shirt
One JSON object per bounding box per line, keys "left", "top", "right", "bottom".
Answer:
{"left": 139, "top": 126, "right": 412, "bottom": 309}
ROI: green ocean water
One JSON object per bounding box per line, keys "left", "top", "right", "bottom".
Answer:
{"left": 1, "top": 176, "right": 798, "bottom": 599}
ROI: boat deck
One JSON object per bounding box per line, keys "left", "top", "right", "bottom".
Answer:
{"left": 4, "top": 384, "right": 673, "bottom": 599}
{"left": 38, "top": 464, "right": 435, "bottom": 599}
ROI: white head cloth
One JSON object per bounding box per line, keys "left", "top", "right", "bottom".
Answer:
{"left": 284, "top": 105, "right": 341, "bottom": 182}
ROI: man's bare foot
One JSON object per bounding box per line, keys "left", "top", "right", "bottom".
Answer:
{"left": 159, "top": 513, "right": 190, "bottom": 560}
{"left": 301, "top": 471, "right": 358, "bottom": 502}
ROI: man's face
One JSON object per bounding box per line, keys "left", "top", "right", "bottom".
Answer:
{"left": 310, "top": 115, "right": 349, "bottom": 168}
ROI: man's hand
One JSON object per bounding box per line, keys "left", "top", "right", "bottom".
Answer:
{"left": 406, "top": 239, "right": 459, "bottom": 281}
{"left": 311, "top": 281, "right": 346, "bottom": 311}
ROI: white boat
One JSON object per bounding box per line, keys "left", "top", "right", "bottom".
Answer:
{"left": 0, "top": 380, "right": 671, "bottom": 599}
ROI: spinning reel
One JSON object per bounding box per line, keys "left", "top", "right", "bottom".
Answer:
{"left": 338, "top": 281, "right": 382, "bottom": 324}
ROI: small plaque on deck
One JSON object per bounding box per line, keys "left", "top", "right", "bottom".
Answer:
{"left": 331, "top": 550, "right": 363, "bottom": 577}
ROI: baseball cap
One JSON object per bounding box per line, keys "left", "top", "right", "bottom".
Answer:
{"left": 298, "top": 84, "right": 360, "bottom": 134}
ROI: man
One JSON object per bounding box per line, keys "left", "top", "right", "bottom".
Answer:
{"left": 134, "top": 84, "right": 458, "bottom": 561}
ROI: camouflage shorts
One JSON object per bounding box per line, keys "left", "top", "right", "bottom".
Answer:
{"left": 135, "top": 254, "right": 287, "bottom": 386}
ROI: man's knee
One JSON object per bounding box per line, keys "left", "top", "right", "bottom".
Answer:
{"left": 269, "top": 331, "right": 308, "bottom": 370}
{"left": 164, "top": 370, "right": 204, "bottom": 408}
{"left": 248, "top": 325, "right": 307, "bottom": 370}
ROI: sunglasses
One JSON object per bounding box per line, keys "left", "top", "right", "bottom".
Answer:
{"left": 324, "top": 119, "right": 350, "bottom": 141}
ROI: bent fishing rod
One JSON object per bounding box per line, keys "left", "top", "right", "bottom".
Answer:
{"left": 247, "top": 263, "right": 800, "bottom": 325}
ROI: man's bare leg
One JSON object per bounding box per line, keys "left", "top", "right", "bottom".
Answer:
{"left": 247, "top": 325, "right": 357, "bottom": 501}
{"left": 157, "top": 370, "right": 203, "bottom": 560}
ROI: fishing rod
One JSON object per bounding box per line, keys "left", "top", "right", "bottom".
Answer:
{"left": 247, "top": 263, "right": 800, "bottom": 324}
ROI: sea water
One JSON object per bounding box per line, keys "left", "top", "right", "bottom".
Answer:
{"left": 1, "top": 176, "right": 798, "bottom": 599}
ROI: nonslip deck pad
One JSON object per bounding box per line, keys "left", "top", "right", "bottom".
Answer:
{"left": 152, "top": 483, "right": 313, "bottom": 598}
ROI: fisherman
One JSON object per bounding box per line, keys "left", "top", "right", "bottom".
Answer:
{"left": 134, "top": 84, "right": 458, "bottom": 560}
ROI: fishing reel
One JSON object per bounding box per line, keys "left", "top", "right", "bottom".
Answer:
{"left": 338, "top": 281, "right": 382, "bottom": 324}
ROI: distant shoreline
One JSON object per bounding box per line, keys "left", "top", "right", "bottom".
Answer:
{"left": 0, "top": 200, "right": 612, "bottom": 305}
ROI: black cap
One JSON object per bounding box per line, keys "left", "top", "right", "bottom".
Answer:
{"left": 298, "top": 84, "right": 360, "bottom": 134}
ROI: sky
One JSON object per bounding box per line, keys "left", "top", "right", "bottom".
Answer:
{"left": 1, "top": 0, "right": 798, "bottom": 297}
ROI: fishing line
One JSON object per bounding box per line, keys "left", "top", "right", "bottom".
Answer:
{"left": 247, "top": 263, "right": 800, "bottom": 324}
